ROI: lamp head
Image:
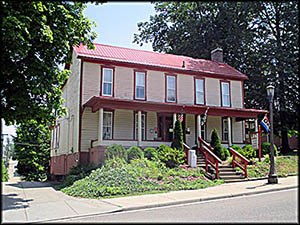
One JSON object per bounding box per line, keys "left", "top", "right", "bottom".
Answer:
{"left": 266, "top": 84, "right": 275, "bottom": 100}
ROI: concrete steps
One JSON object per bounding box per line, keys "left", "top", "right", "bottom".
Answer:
{"left": 196, "top": 153, "right": 247, "bottom": 183}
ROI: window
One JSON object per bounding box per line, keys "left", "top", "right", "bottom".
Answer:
{"left": 166, "top": 75, "right": 176, "bottom": 102}
{"left": 222, "top": 118, "right": 229, "bottom": 141}
{"left": 195, "top": 78, "right": 205, "bottom": 104}
{"left": 102, "top": 68, "right": 113, "bottom": 96}
{"left": 221, "top": 81, "right": 230, "bottom": 107}
{"left": 51, "top": 125, "right": 60, "bottom": 149}
{"left": 135, "top": 71, "right": 146, "bottom": 100}
{"left": 103, "top": 111, "right": 113, "bottom": 139}
{"left": 135, "top": 113, "right": 146, "bottom": 140}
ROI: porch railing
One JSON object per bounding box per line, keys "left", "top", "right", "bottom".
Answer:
{"left": 198, "top": 137, "right": 222, "bottom": 179}
{"left": 228, "top": 147, "right": 250, "bottom": 178}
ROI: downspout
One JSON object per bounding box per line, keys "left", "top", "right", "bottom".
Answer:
{"left": 78, "top": 59, "right": 84, "bottom": 164}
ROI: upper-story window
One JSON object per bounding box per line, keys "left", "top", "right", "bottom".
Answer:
{"left": 166, "top": 74, "right": 176, "bottom": 102}
{"left": 221, "top": 81, "right": 230, "bottom": 107}
{"left": 195, "top": 78, "right": 205, "bottom": 105}
{"left": 135, "top": 71, "right": 146, "bottom": 100}
{"left": 102, "top": 67, "right": 114, "bottom": 97}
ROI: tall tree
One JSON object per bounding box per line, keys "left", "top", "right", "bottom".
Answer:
{"left": 1, "top": 1, "right": 97, "bottom": 127}
{"left": 13, "top": 120, "right": 51, "bottom": 181}
{"left": 133, "top": 2, "right": 299, "bottom": 153}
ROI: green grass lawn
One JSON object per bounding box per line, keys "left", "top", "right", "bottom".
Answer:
{"left": 56, "top": 158, "right": 224, "bottom": 199}
{"left": 236, "top": 155, "right": 298, "bottom": 178}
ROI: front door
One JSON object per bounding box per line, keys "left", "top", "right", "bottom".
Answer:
{"left": 158, "top": 113, "right": 173, "bottom": 142}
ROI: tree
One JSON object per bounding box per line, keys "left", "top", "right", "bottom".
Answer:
{"left": 210, "top": 128, "right": 229, "bottom": 161}
{"left": 133, "top": 2, "right": 299, "bottom": 153}
{"left": 1, "top": 1, "right": 97, "bottom": 127}
{"left": 13, "top": 120, "right": 51, "bottom": 181}
{"left": 171, "top": 118, "right": 184, "bottom": 152}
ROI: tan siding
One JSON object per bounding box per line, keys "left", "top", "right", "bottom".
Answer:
{"left": 82, "top": 62, "right": 100, "bottom": 104}
{"left": 81, "top": 108, "right": 98, "bottom": 153}
{"left": 185, "top": 114, "right": 195, "bottom": 147}
{"left": 53, "top": 50, "right": 81, "bottom": 157}
{"left": 113, "top": 109, "right": 134, "bottom": 139}
{"left": 147, "top": 70, "right": 165, "bottom": 102}
{"left": 115, "top": 67, "right": 133, "bottom": 100}
{"left": 206, "top": 78, "right": 220, "bottom": 106}
{"left": 146, "top": 111, "right": 157, "bottom": 140}
{"left": 232, "top": 117, "right": 243, "bottom": 143}
{"left": 177, "top": 75, "right": 194, "bottom": 104}
{"left": 231, "top": 81, "right": 243, "bottom": 108}
{"left": 206, "top": 116, "right": 222, "bottom": 142}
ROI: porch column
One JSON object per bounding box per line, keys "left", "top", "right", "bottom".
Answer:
{"left": 197, "top": 115, "right": 201, "bottom": 144}
{"left": 227, "top": 117, "right": 232, "bottom": 147}
{"left": 255, "top": 119, "right": 258, "bottom": 133}
{"left": 137, "top": 110, "right": 142, "bottom": 146}
{"left": 173, "top": 113, "right": 177, "bottom": 128}
{"left": 98, "top": 108, "right": 103, "bottom": 144}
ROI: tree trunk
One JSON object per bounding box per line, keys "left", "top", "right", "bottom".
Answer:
{"left": 280, "top": 111, "right": 291, "bottom": 154}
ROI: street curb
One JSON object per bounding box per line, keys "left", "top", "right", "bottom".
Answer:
{"left": 119, "top": 185, "right": 298, "bottom": 213}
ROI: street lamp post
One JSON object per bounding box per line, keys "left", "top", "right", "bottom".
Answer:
{"left": 266, "top": 84, "right": 278, "bottom": 184}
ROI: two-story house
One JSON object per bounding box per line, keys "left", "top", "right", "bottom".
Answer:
{"left": 50, "top": 43, "right": 267, "bottom": 176}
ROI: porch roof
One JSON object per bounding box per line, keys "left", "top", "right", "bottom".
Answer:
{"left": 83, "top": 96, "right": 268, "bottom": 119}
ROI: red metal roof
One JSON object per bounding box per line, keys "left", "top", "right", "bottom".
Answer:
{"left": 74, "top": 43, "right": 248, "bottom": 80}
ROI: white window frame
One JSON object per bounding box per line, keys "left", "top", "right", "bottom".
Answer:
{"left": 135, "top": 113, "right": 146, "bottom": 140}
{"left": 166, "top": 75, "right": 176, "bottom": 102}
{"left": 221, "top": 82, "right": 230, "bottom": 107}
{"left": 195, "top": 79, "right": 205, "bottom": 104}
{"left": 102, "top": 68, "right": 113, "bottom": 97}
{"left": 135, "top": 72, "right": 146, "bottom": 100}
{"left": 103, "top": 111, "right": 113, "bottom": 139}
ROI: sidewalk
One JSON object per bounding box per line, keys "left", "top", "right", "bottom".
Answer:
{"left": 2, "top": 175, "right": 298, "bottom": 223}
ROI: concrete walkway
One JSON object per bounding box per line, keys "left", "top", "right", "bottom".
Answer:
{"left": 1, "top": 159, "right": 298, "bottom": 223}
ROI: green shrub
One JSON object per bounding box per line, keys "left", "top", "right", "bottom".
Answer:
{"left": 210, "top": 128, "right": 228, "bottom": 160}
{"left": 171, "top": 119, "right": 184, "bottom": 152}
{"left": 104, "top": 144, "right": 128, "bottom": 161}
{"left": 144, "top": 147, "right": 157, "bottom": 160}
{"left": 2, "top": 159, "right": 9, "bottom": 182}
{"left": 242, "top": 145, "right": 256, "bottom": 159}
{"left": 261, "top": 142, "right": 278, "bottom": 157}
{"left": 231, "top": 145, "right": 242, "bottom": 152}
{"left": 156, "top": 144, "right": 185, "bottom": 168}
{"left": 127, "top": 146, "right": 144, "bottom": 162}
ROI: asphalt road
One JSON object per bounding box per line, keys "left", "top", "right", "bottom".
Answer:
{"left": 52, "top": 188, "right": 298, "bottom": 223}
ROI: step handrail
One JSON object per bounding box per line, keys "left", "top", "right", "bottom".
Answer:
{"left": 228, "top": 147, "right": 250, "bottom": 178}
{"left": 183, "top": 143, "right": 191, "bottom": 165}
{"left": 198, "top": 137, "right": 222, "bottom": 179}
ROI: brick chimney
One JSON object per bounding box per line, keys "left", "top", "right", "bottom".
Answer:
{"left": 211, "top": 48, "right": 223, "bottom": 63}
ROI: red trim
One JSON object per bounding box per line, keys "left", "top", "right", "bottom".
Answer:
{"left": 220, "top": 80, "right": 231, "bottom": 108}
{"left": 133, "top": 69, "right": 147, "bottom": 101}
{"left": 78, "top": 56, "right": 248, "bottom": 81}
{"left": 165, "top": 73, "right": 177, "bottom": 103}
{"left": 100, "top": 65, "right": 115, "bottom": 97}
{"left": 194, "top": 76, "right": 206, "bottom": 105}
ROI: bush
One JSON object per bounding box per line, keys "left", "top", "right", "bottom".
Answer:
{"left": 171, "top": 119, "right": 184, "bottom": 152}
{"left": 231, "top": 145, "right": 242, "bottom": 152}
{"left": 210, "top": 128, "right": 229, "bottom": 160}
{"left": 2, "top": 159, "right": 9, "bottom": 182}
{"left": 144, "top": 147, "right": 157, "bottom": 160}
{"left": 104, "top": 144, "right": 128, "bottom": 161}
{"left": 127, "top": 146, "right": 144, "bottom": 162}
{"left": 156, "top": 144, "right": 185, "bottom": 168}
{"left": 242, "top": 145, "right": 256, "bottom": 159}
{"left": 261, "top": 142, "right": 278, "bottom": 157}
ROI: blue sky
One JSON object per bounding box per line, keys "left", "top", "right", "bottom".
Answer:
{"left": 83, "top": 2, "right": 155, "bottom": 51}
